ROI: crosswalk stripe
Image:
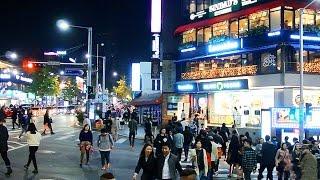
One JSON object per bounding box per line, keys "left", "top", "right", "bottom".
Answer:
{"left": 54, "top": 134, "right": 75, "bottom": 140}
{"left": 115, "top": 138, "right": 127, "bottom": 144}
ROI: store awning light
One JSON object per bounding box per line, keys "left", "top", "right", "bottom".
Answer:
{"left": 177, "top": 84, "right": 195, "bottom": 91}
{"left": 290, "top": 35, "right": 320, "bottom": 41}
{"left": 208, "top": 41, "right": 239, "bottom": 53}
{"left": 268, "top": 31, "right": 281, "bottom": 37}
{"left": 180, "top": 47, "right": 196, "bottom": 53}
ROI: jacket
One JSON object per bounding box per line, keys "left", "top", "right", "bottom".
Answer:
{"left": 300, "top": 152, "right": 318, "bottom": 180}
{"left": 128, "top": 120, "right": 137, "bottom": 133}
{"left": 173, "top": 133, "right": 184, "bottom": 149}
{"left": 183, "top": 129, "right": 193, "bottom": 145}
{"left": 134, "top": 155, "right": 156, "bottom": 180}
{"left": 0, "top": 125, "right": 8, "bottom": 151}
{"left": 79, "top": 131, "right": 93, "bottom": 144}
{"left": 26, "top": 131, "right": 41, "bottom": 146}
{"left": 97, "top": 133, "right": 114, "bottom": 151}
{"left": 242, "top": 147, "right": 257, "bottom": 171}
{"left": 190, "top": 148, "right": 208, "bottom": 176}
{"left": 156, "top": 153, "right": 182, "bottom": 180}
{"left": 261, "top": 141, "right": 277, "bottom": 166}
{"left": 43, "top": 113, "right": 51, "bottom": 124}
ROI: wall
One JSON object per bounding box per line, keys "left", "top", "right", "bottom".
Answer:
{"left": 162, "top": 60, "right": 176, "bottom": 92}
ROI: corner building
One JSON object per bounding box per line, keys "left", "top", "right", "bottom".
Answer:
{"left": 171, "top": 0, "right": 320, "bottom": 139}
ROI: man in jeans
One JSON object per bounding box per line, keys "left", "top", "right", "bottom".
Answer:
{"left": 242, "top": 139, "right": 257, "bottom": 180}
{"left": 128, "top": 118, "right": 137, "bottom": 150}
{"left": 258, "top": 135, "right": 277, "bottom": 180}
{"left": 173, "top": 128, "right": 184, "bottom": 161}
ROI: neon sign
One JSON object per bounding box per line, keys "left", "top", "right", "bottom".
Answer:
{"left": 176, "top": 83, "right": 197, "bottom": 92}
{"left": 208, "top": 40, "right": 240, "bottom": 53}
{"left": 199, "top": 79, "right": 248, "bottom": 91}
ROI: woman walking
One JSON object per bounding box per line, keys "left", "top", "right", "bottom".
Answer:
{"left": 227, "top": 130, "right": 240, "bottom": 178}
{"left": 42, "top": 109, "right": 55, "bottom": 135}
{"left": 79, "top": 124, "right": 93, "bottom": 167}
{"left": 190, "top": 140, "right": 208, "bottom": 180}
{"left": 24, "top": 123, "right": 41, "bottom": 174}
{"left": 132, "top": 143, "right": 156, "bottom": 180}
{"left": 97, "top": 128, "right": 114, "bottom": 170}
{"left": 154, "top": 128, "right": 168, "bottom": 157}
{"left": 275, "top": 143, "right": 291, "bottom": 180}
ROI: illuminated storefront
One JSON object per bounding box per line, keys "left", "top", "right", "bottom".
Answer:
{"left": 174, "top": 0, "right": 320, "bottom": 137}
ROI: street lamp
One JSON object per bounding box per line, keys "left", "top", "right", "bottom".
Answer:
{"left": 57, "top": 19, "right": 93, "bottom": 118}
{"left": 299, "top": 0, "right": 319, "bottom": 141}
{"left": 112, "top": 71, "right": 118, "bottom": 77}
{"left": 0, "top": 51, "right": 18, "bottom": 60}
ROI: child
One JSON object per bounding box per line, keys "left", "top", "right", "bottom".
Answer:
{"left": 97, "top": 128, "right": 114, "bottom": 170}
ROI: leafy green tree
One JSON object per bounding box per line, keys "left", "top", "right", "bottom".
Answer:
{"left": 112, "top": 76, "right": 132, "bottom": 101}
{"left": 61, "top": 78, "right": 80, "bottom": 101}
{"left": 27, "top": 67, "right": 60, "bottom": 98}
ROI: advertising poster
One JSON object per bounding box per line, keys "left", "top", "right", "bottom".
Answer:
{"left": 271, "top": 108, "right": 299, "bottom": 128}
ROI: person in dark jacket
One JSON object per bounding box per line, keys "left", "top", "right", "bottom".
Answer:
{"left": 0, "top": 120, "right": 12, "bottom": 176}
{"left": 258, "top": 135, "right": 277, "bottom": 180}
{"left": 42, "top": 109, "right": 54, "bottom": 135}
{"left": 79, "top": 124, "right": 93, "bottom": 167}
{"left": 183, "top": 126, "right": 193, "bottom": 162}
{"left": 227, "top": 130, "right": 240, "bottom": 178}
{"left": 155, "top": 142, "right": 182, "bottom": 180}
{"left": 133, "top": 143, "right": 156, "bottom": 180}
{"left": 128, "top": 118, "right": 138, "bottom": 150}
{"left": 0, "top": 106, "right": 6, "bottom": 122}
{"left": 104, "top": 115, "right": 113, "bottom": 133}
{"left": 154, "top": 128, "right": 169, "bottom": 157}
{"left": 17, "top": 106, "right": 24, "bottom": 128}
{"left": 11, "top": 105, "right": 19, "bottom": 129}
{"left": 242, "top": 139, "right": 257, "bottom": 180}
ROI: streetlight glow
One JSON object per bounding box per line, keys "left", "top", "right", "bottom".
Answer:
{"left": 9, "top": 52, "right": 17, "bottom": 59}
{"left": 60, "top": 71, "right": 65, "bottom": 75}
{"left": 85, "top": 53, "right": 90, "bottom": 59}
{"left": 57, "top": 19, "right": 70, "bottom": 31}
{"left": 113, "top": 72, "right": 118, "bottom": 77}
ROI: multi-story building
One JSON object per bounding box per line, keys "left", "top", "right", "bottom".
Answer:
{"left": 169, "top": 0, "right": 320, "bottom": 139}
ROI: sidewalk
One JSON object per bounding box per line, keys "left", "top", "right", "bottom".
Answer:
{"left": 117, "top": 124, "right": 146, "bottom": 140}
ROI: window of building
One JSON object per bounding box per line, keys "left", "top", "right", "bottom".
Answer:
{"left": 157, "top": 80, "right": 161, "bottom": 90}
{"left": 212, "top": 21, "right": 229, "bottom": 37}
{"left": 203, "top": 0, "right": 209, "bottom": 9}
{"left": 316, "top": 12, "right": 320, "bottom": 25}
{"left": 152, "top": 80, "right": 155, "bottom": 90}
{"left": 249, "top": 10, "right": 269, "bottom": 30}
{"left": 270, "top": 7, "right": 281, "bottom": 31}
{"left": 284, "top": 10, "right": 294, "bottom": 29}
{"left": 230, "top": 20, "right": 238, "bottom": 38}
{"left": 295, "top": 9, "right": 315, "bottom": 27}
{"left": 190, "top": 0, "right": 196, "bottom": 13}
{"left": 204, "top": 27, "right": 212, "bottom": 42}
{"left": 182, "top": 29, "right": 196, "bottom": 44}
{"left": 197, "top": 28, "right": 204, "bottom": 45}
{"left": 197, "top": 0, "right": 203, "bottom": 11}
{"left": 239, "top": 18, "right": 248, "bottom": 36}
{"left": 199, "top": 62, "right": 205, "bottom": 71}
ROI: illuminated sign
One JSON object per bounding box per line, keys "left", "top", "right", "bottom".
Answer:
{"left": 152, "top": 34, "right": 160, "bottom": 59}
{"left": 131, "top": 63, "right": 141, "bottom": 91}
{"left": 290, "top": 35, "right": 320, "bottom": 41}
{"left": 16, "top": 75, "right": 33, "bottom": 83}
{"left": 268, "top": 31, "right": 281, "bottom": 37}
{"left": 190, "top": 11, "right": 207, "bottom": 20}
{"left": 208, "top": 40, "right": 241, "bottom": 53}
{"left": 241, "top": 0, "right": 257, "bottom": 6}
{"left": 151, "top": 0, "right": 161, "bottom": 33}
{"left": 209, "top": 0, "right": 238, "bottom": 16}
{"left": 199, "top": 79, "right": 248, "bottom": 91}
{"left": 271, "top": 108, "right": 299, "bottom": 128}
{"left": 44, "top": 51, "right": 67, "bottom": 56}
{"left": 0, "top": 74, "right": 11, "bottom": 79}
{"left": 180, "top": 47, "right": 196, "bottom": 53}
{"left": 0, "top": 74, "right": 32, "bottom": 83}
{"left": 175, "top": 83, "right": 197, "bottom": 92}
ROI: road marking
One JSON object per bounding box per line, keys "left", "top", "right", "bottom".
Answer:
{"left": 8, "top": 141, "right": 25, "bottom": 146}
{"left": 54, "top": 134, "right": 75, "bottom": 140}
{"left": 115, "top": 138, "right": 127, "bottom": 144}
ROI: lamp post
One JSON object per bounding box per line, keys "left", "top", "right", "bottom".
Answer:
{"left": 57, "top": 19, "right": 93, "bottom": 118}
{"left": 95, "top": 43, "right": 104, "bottom": 100}
{"left": 299, "top": 0, "right": 319, "bottom": 141}
{"left": 0, "top": 52, "right": 18, "bottom": 60}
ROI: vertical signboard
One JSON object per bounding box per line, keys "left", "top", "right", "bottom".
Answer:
{"left": 151, "top": 58, "right": 160, "bottom": 79}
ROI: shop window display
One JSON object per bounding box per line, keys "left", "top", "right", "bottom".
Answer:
{"left": 190, "top": 0, "right": 196, "bottom": 13}
{"left": 316, "top": 12, "right": 320, "bottom": 26}
{"left": 197, "top": 28, "right": 204, "bottom": 45}
{"left": 239, "top": 18, "right": 248, "bottom": 36}
{"left": 284, "top": 10, "right": 294, "bottom": 29}
{"left": 182, "top": 29, "right": 196, "bottom": 44}
{"left": 295, "top": 9, "right": 315, "bottom": 28}
{"left": 249, "top": 10, "right": 269, "bottom": 30}
{"left": 212, "top": 21, "right": 229, "bottom": 38}
{"left": 230, "top": 20, "right": 238, "bottom": 38}
{"left": 204, "top": 27, "right": 212, "bottom": 42}
{"left": 270, "top": 7, "right": 281, "bottom": 31}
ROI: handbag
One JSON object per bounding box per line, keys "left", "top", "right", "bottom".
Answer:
{"left": 49, "top": 117, "right": 53, "bottom": 123}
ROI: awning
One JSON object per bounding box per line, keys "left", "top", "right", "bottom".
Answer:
{"left": 175, "top": 44, "right": 277, "bottom": 63}
{"left": 129, "top": 93, "right": 162, "bottom": 106}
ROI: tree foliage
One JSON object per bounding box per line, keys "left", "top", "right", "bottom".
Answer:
{"left": 27, "top": 67, "right": 60, "bottom": 98}
{"left": 112, "top": 76, "right": 132, "bottom": 101}
{"left": 61, "top": 78, "right": 80, "bottom": 101}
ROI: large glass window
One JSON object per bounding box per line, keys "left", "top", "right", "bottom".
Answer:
{"left": 284, "top": 10, "right": 294, "bottom": 29}
{"left": 230, "top": 20, "right": 238, "bottom": 38}
{"left": 239, "top": 18, "right": 248, "bottom": 36}
{"left": 197, "top": 28, "right": 204, "bottom": 45}
{"left": 212, "top": 21, "right": 229, "bottom": 37}
{"left": 203, "top": 0, "right": 209, "bottom": 9}
{"left": 204, "top": 27, "right": 212, "bottom": 42}
{"left": 190, "top": 0, "right": 196, "bottom": 13}
{"left": 249, "top": 10, "right": 269, "bottom": 29}
{"left": 182, "top": 29, "right": 196, "bottom": 44}
{"left": 197, "top": 0, "right": 203, "bottom": 11}
{"left": 295, "top": 9, "right": 315, "bottom": 27}
{"left": 316, "top": 12, "right": 320, "bottom": 25}
{"left": 270, "top": 7, "right": 281, "bottom": 31}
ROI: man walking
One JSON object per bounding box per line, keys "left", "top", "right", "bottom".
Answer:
{"left": 258, "top": 135, "right": 277, "bottom": 180}
{"left": 128, "top": 117, "right": 137, "bottom": 150}
{"left": 242, "top": 139, "right": 257, "bottom": 180}
{"left": 11, "top": 105, "right": 19, "bottom": 129}
{"left": 0, "top": 120, "right": 12, "bottom": 176}
{"left": 173, "top": 128, "right": 184, "bottom": 161}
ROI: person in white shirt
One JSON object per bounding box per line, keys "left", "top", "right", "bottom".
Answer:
{"left": 84, "top": 116, "right": 92, "bottom": 130}
{"left": 180, "top": 110, "right": 186, "bottom": 121}
{"left": 24, "top": 123, "right": 41, "bottom": 174}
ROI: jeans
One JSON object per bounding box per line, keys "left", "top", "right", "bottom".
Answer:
{"left": 0, "top": 151, "right": 11, "bottom": 167}
{"left": 258, "top": 164, "right": 275, "bottom": 180}
{"left": 12, "top": 119, "right": 19, "bottom": 129}
{"left": 197, "top": 170, "right": 207, "bottom": 180}
{"left": 26, "top": 146, "right": 38, "bottom": 170}
{"left": 19, "top": 125, "right": 28, "bottom": 138}
{"left": 100, "top": 150, "right": 110, "bottom": 166}
{"left": 243, "top": 169, "right": 252, "bottom": 180}
{"left": 175, "top": 148, "right": 182, "bottom": 162}
{"left": 183, "top": 144, "right": 190, "bottom": 161}
{"left": 129, "top": 131, "right": 135, "bottom": 147}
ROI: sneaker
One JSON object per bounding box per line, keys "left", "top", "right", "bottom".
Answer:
{"left": 51, "top": 132, "right": 55, "bottom": 135}
{"left": 32, "top": 169, "right": 38, "bottom": 174}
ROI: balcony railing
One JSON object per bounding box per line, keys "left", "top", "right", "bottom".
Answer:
{"left": 181, "top": 65, "right": 258, "bottom": 80}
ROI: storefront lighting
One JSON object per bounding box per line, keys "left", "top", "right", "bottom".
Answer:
{"left": 180, "top": 47, "right": 196, "bottom": 53}
{"left": 177, "top": 84, "right": 195, "bottom": 91}
{"left": 290, "top": 35, "right": 320, "bottom": 41}
{"left": 268, "top": 31, "right": 281, "bottom": 37}
{"left": 0, "top": 74, "right": 10, "bottom": 79}
{"left": 208, "top": 41, "right": 239, "bottom": 53}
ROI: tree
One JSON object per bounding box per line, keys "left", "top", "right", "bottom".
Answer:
{"left": 61, "top": 78, "right": 80, "bottom": 101}
{"left": 112, "top": 76, "right": 132, "bottom": 101}
{"left": 27, "top": 66, "right": 60, "bottom": 98}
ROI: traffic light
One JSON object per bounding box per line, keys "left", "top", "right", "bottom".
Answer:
{"left": 87, "top": 86, "right": 94, "bottom": 99}
{"left": 306, "top": 103, "right": 312, "bottom": 115}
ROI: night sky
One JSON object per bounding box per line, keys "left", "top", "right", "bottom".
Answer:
{"left": 0, "top": 0, "right": 181, "bottom": 89}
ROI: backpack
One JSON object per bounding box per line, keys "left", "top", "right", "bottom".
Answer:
{"left": 98, "top": 134, "right": 113, "bottom": 147}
